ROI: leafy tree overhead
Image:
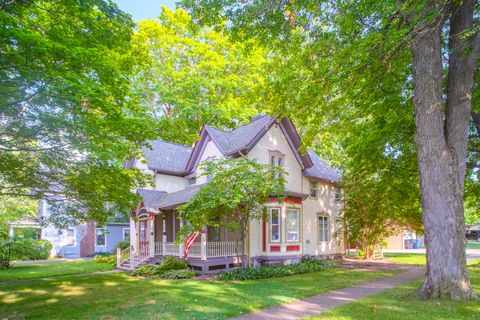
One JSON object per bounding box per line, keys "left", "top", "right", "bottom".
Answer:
{"left": 181, "top": 0, "right": 480, "bottom": 299}
{"left": 1, "top": 0, "right": 156, "bottom": 227}
{"left": 131, "top": 7, "right": 267, "bottom": 144}
{"left": 177, "top": 158, "right": 285, "bottom": 264}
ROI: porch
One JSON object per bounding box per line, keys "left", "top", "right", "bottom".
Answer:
{"left": 117, "top": 211, "right": 245, "bottom": 273}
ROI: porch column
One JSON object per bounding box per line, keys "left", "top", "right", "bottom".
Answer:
{"left": 178, "top": 218, "right": 185, "bottom": 258}
{"left": 201, "top": 227, "right": 207, "bottom": 261}
{"left": 149, "top": 213, "right": 155, "bottom": 258}
{"left": 129, "top": 217, "right": 137, "bottom": 252}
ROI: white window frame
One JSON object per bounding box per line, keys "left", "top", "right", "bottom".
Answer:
{"left": 95, "top": 228, "right": 107, "bottom": 247}
{"left": 65, "top": 227, "right": 76, "bottom": 247}
{"left": 269, "top": 151, "right": 284, "bottom": 179}
{"left": 285, "top": 209, "right": 300, "bottom": 242}
{"left": 318, "top": 215, "right": 330, "bottom": 242}
{"left": 310, "top": 180, "right": 318, "bottom": 198}
{"left": 122, "top": 228, "right": 130, "bottom": 241}
{"left": 269, "top": 207, "right": 281, "bottom": 242}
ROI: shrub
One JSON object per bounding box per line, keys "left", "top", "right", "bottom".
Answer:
{"left": 131, "top": 264, "right": 156, "bottom": 276}
{"left": 117, "top": 240, "right": 130, "bottom": 250}
{"left": 217, "top": 258, "right": 338, "bottom": 281}
{"left": 0, "top": 238, "right": 52, "bottom": 268}
{"left": 159, "top": 269, "right": 197, "bottom": 279}
{"left": 131, "top": 257, "right": 190, "bottom": 277}
{"left": 94, "top": 255, "right": 116, "bottom": 265}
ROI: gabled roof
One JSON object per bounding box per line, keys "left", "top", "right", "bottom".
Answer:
{"left": 205, "top": 114, "right": 273, "bottom": 155}
{"left": 157, "top": 185, "right": 202, "bottom": 210}
{"left": 137, "top": 189, "right": 167, "bottom": 213}
{"left": 304, "top": 149, "right": 340, "bottom": 183}
{"left": 129, "top": 114, "right": 340, "bottom": 185}
{"left": 142, "top": 140, "right": 192, "bottom": 175}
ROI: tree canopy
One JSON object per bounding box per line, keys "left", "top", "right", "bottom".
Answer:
{"left": 1, "top": 0, "right": 157, "bottom": 227}
{"left": 131, "top": 7, "right": 267, "bottom": 145}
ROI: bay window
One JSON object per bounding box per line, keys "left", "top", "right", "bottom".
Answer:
{"left": 269, "top": 208, "right": 281, "bottom": 242}
{"left": 286, "top": 209, "right": 300, "bottom": 242}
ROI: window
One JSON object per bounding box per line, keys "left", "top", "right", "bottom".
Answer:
{"left": 310, "top": 180, "right": 318, "bottom": 197}
{"left": 187, "top": 176, "right": 197, "bottom": 186}
{"left": 286, "top": 209, "right": 300, "bottom": 242}
{"left": 65, "top": 228, "right": 76, "bottom": 247}
{"left": 123, "top": 228, "right": 130, "bottom": 242}
{"left": 96, "top": 228, "right": 106, "bottom": 247}
{"left": 318, "top": 215, "right": 330, "bottom": 242}
{"left": 270, "top": 153, "right": 284, "bottom": 179}
{"left": 269, "top": 208, "right": 281, "bottom": 242}
{"left": 335, "top": 187, "right": 342, "bottom": 203}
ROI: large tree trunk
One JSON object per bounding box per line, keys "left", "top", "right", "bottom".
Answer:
{"left": 411, "top": 0, "right": 478, "bottom": 300}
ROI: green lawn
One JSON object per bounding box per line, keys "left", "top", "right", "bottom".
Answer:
{"left": 384, "top": 253, "right": 480, "bottom": 267}
{"left": 311, "top": 262, "right": 480, "bottom": 320}
{"left": 466, "top": 241, "right": 480, "bottom": 250}
{"left": 0, "top": 261, "right": 114, "bottom": 281}
{"left": 384, "top": 253, "right": 426, "bottom": 266}
{"left": 0, "top": 268, "right": 399, "bottom": 319}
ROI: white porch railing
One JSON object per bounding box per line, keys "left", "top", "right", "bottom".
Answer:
{"left": 155, "top": 242, "right": 162, "bottom": 255}
{"left": 188, "top": 243, "right": 202, "bottom": 258}
{"left": 207, "top": 241, "right": 243, "bottom": 258}
{"left": 162, "top": 242, "right": 179, "bottom": 256}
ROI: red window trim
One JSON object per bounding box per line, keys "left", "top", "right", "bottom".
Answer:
{"left": 270, "top": 245, "right": 281, "bottom": 252}
{"left": 286, "top": 245, "right": 300, "bottom": 251}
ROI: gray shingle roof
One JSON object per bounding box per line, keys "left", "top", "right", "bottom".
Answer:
{"left": 137, "top": 189, "right": 167, "bottom": 213}
{"left": 304, "top": 149, "right": 340, "bottom": 183}
{"left": 158, "top": 185, "right": 202, "bottom": 210}
{"left": 205, "top": 114, "right": 272, "bottom": 155}
{"left": 142, "top": 140, "right": 192, "bottom": 173}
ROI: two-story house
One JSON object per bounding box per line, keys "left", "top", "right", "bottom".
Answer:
{"left": 119, "top": 114, "right": 342, "bottom": 273}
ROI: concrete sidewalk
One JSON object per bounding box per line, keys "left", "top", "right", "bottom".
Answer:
{"left": 232, "top": 267, "right": 424, "bottom": 320}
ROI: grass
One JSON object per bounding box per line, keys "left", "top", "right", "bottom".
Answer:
{"left": 0, "top": 261, "right": 114, "bottom": 281}
{"left": 0, "top": 268, "right": 399, "bottom": 319}
{"left": 384, "top": 253, "right": 480, "bottom": 267}
{"left": 466, "top": 241, "right": 480, "bottom": 250}
{"left": 310, "top": 262, "right": 480, "bottom": 320}
{"left": 384, "top": 253, "right": 426, "bottom": 266}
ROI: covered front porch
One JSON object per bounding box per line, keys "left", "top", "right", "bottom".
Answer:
{"left": 118, "top": 208, "right": 245, "bottom": 273}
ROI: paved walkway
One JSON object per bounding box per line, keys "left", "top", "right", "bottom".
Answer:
{"left": 232, "top": 266, "right": 424, "bottom": 320}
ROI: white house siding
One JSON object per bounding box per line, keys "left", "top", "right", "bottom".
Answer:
{"left": 248, "top": 124, "right": 303, "bottom": 193}
{"left": 194, "top": 139, "right": 224, "bottom": 185}
{"left": 155, "top": 174, "right": 185, "bottom": 193}
{"left": 301, "top": 177, "right": 342, "bottom": 256}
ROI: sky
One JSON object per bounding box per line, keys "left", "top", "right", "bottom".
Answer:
{"left": 114, "top": 0, "right": 177, "bottom": 21}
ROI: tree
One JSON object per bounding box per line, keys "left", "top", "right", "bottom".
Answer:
{"left": 1, "top": 0, "right": 156, "bottom": 227}
{"left": 131, "top": 7, "right": 267, "bottom": 145}
{"left": 180, "top": 0, "right": 480, "bottom": 299}
{"left": 177, "top": 158, "right": 285, "bottom": 263}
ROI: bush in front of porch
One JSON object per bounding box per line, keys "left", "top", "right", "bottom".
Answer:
{"left": 218, "top": 257, "right": 339, "bottom": 280}
{"left": 131, "top": 256, "right": 196, "bottom": 279}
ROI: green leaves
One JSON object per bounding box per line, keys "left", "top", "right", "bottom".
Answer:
{"left": 131, "top": 7, "right": 267, "bottom": 144}
{"left": 0, "top": 0, "right": 156, "bottom": 225}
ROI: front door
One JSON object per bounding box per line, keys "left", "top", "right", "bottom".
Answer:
{"left": 139, "top": 219, "right": 149, "bottom": 255}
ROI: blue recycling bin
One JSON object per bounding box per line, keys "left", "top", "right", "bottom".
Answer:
{"left": 412, "top": 239, "right": 421, "bottom": 249}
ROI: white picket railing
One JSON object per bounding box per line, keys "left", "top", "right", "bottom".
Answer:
{"left": 188, "top": 243, "right": 202, "bottom": 258}
{"left": 155, "top": 242, "right": 162, "bottom": 255}
{"left": 163, "top": 242, "right": 179, "bottom": 256}
{"left": 207, "top": 241, "right": 243, "bottom": 258}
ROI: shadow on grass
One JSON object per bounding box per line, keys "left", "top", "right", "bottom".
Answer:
{"left": 0, "top": 268, "right": 399, "bottom": 320}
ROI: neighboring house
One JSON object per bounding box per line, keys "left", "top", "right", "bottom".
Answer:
{"left": 121, "top": 114, "right": 342, "bottom": 272}
{"left": 9, "top": 200, "right": 130, "bottom": 259}
{"left": 385, "top": 227, "right": 423, "bottom": 250}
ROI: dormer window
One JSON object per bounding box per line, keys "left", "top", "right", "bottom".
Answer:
{"left": 187, "top": 176, "right": 197, "bottom": 186}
